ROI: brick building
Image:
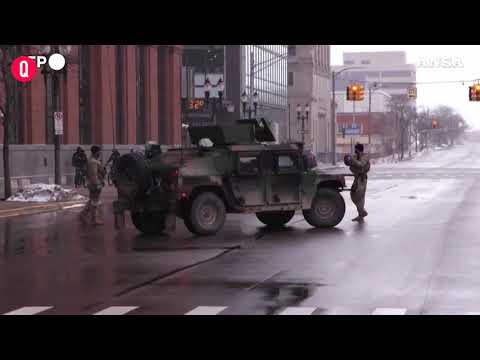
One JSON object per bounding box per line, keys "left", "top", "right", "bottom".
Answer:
{"left": 0, "top": 45, "right": 183, "bottom": 194}
{"left": 336, "top": 112, "right": 397, "bottom": 156}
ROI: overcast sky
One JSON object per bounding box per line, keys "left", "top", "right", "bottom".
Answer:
{"left": 331, "top": 45, "right": 480, "bottom": 129}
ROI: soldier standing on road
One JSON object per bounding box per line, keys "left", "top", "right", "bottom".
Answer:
{"left": 72, "top": 147, "right": 87, "bottom": 188}
{"left": 80, "top": 145, "right": 106, "bottom": 225}
{"left": 105, "top": 148, "right": 121, "bottom": 184}
{"left": 344, "top": 143, "right": 370, "bottom": 222}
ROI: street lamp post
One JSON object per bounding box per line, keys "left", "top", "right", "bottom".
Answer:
{"left": 296, "top": 103, "right": 310, "bottom": 145}
{"left": 241, "top": 90, "right": 259, "bottom": 119}
{"left": 38, "top": 45, "right": 71, "bottom": 185}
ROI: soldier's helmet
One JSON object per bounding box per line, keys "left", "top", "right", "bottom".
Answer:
{"left": 354, "top": 143, "right": 364, "bottom": 153}
{"left": 91, "top": 145, "right": 101, "bottom": 155}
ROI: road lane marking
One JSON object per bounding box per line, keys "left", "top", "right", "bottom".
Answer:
{"left": 372, "top": 308, "right": 407, "bottom": 315}
{"left": 185, "top": 306, "right": 227, "bottom": 315}
{"left": 93, "top": 306, "right": 138, "bottom": 315}
{"left": 278, "top": 307, "right": 317, "bottom": 315}
{"left": 3, "top": 306, "right": 53, "bottom": 315}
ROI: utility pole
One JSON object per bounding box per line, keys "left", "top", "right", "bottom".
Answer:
{"left": 352, "top": 98, "right": 356, "bottom": 153}
{"left": 249, "top": 51, "right": 254, "bottom": 119}
{"left": 52, "top": 44, "right": 61, "bottom": 186}
{"left": 368, "top": 86, "right": 372, "bottom": 148}
{"left": 331, "top": 72, "right": 336, "bottom": 165}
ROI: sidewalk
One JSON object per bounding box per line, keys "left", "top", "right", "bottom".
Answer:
{"left": 0, "top": 185, "right": 117, "bottom": 219}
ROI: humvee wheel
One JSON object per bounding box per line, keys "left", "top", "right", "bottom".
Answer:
{"left": 186, "top": 192, "right": 226, "bottom": 236}
{"left": 131, "top": 211, "right": 166, "bottom": 235}
{"left": 256, "top": 211, "right": 295, "bottom": 228}
{"left": 303, "top": 188, "right": 345, "bottom": 228}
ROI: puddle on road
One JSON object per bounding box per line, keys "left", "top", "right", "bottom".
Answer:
{"left": 254, "top": 282, "right": 322, "bottom": 315}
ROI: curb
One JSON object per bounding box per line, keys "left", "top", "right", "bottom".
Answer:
{"left": 0, "top": 200, "right": 87, "bottom": 219}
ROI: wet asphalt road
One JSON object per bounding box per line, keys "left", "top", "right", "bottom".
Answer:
{"left": 2, "top": 141, "right": 480, "bottom": 315}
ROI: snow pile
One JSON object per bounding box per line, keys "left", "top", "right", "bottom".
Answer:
{"left": 6, "top": 184, "right": 86, "bottom": 203}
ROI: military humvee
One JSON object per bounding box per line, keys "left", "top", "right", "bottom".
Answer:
{"left": 113, "top": 118, "right": 348, "bottom": 236}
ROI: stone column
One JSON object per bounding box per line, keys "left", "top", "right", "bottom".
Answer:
{"left": 25, "top": 72, "right": 46, "bottom": 144}
{"left": 158, "top": 45, "right": 182, "bottom": 145}
{"left": 62, "top": 46, "right": 80, "bottom": 145}
{"left": 90, "top": 45, "right": 117, "bottom": 145}
{"left": 124, "top": 46, "right": 137, "bottom": 145}
{"left": 144, "top": 46, "right": 159, "bottom": 142}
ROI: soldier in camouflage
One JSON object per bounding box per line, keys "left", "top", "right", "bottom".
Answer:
{"left": 344, "top": 143, "right": 370, "bottom": 222}
{"left": 80, "top": 145, "right": 106, "bottom": 225}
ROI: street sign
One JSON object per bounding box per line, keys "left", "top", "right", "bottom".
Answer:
{"left": 54, "top": 112, "right": 63, "bottom": 135}
{"left": 344, "top": 128, "right": 361, "bottom": 135}
{"left": 343, "top": 123, "right": 361, "bottom": 135}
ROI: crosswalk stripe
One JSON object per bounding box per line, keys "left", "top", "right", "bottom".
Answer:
{"left": 185, "top": 306, "right": 227, "bottom": 315}
{"left": 3, "top": 306, "right": 53, "bottom": 315}
{"left": 278, "top": 307, "right": 317, "bottom": 315}
{"left": 372, "top": 308, "right": 407, "bottom": 315}
{"left": 93, "top": 306, "right": 138, "bottom": 315}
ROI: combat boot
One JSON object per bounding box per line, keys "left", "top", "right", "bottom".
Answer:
{"left": 80, "top": 206, "right": 92, "bottom": 224}
{"left": 92, "top": 205, "right": 104, "bottom": 225}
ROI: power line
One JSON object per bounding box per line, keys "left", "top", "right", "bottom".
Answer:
{"left": 337, "top": 78, "right": 480, "bottom": 86}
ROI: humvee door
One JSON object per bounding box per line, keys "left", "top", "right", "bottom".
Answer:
{"left": 266, "top": 151, "right": 302, "bottom": 205}
{"left": 230, "top": 151, "right": 266, "bottom": 207}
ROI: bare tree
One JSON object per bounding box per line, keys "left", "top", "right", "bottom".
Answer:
{"left": 431, "top": 105, "right": 465, "bottom": 146}
{"left": 387, "top": 95, "right": 416, "bottom": 160}
{"left": 0, "top": 45, "right": 15, "bottom": 199}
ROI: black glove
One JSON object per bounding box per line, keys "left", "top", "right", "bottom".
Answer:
{"left": 344, "top": 154, "right": 352, "bottom": 166}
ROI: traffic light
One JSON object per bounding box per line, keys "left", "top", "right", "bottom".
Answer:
{"left": 346, "top": 85, "right": 353, "bottom": 101}
{"left": 346, "top": 83, "right": 364, "bottom": 101}
{"left": 469, "top": 84, "right": 480, "bottom": 101}
{"left": 356, "top": 85, "right": 365, "bottom": 101}
{"left": 432, "top": 119, "right": 438, "bottom": 129}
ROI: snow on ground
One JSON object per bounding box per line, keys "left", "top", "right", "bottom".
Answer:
{"left": 370, "top": 148, "right": 431, "bottom": 165}
{"left": 6, "top": 184, "right": 86, "bottom": 203}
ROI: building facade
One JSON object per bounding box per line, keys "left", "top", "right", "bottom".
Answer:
{"left": 0, "top": 45, "right": 183, "bottom": 194}
{"left": 287, "top": 45, "right": 331, "bottom": 159}
{"left": 181, "top": 45, "right": 288, "bottom": 142}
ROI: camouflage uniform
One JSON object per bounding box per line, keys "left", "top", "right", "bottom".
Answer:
{"left": 346, "top": 152, "right": 370, "bottom": 220}
{"left": 80, "top": 156, "right": 106, "bottom": 225}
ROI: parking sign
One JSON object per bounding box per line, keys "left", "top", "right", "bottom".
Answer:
{"left": 54, "top": 112, "right": 63, "bottom": 135}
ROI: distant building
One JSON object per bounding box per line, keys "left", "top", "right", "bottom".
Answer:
{"left": 332, "top": 51, "right": 416, "bottom": 156}
{"left": 332, "top": 51, "right": 416, "bottom": 102}
{"left": 182, "top": 45, "right": 288, "bottom": 142}
{"left": 288, "top": 45, "right": 331, "bottom": 159}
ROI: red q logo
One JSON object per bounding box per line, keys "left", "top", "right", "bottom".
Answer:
{"left": 11, "top": 56, "right": 37, "bottom": 83}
